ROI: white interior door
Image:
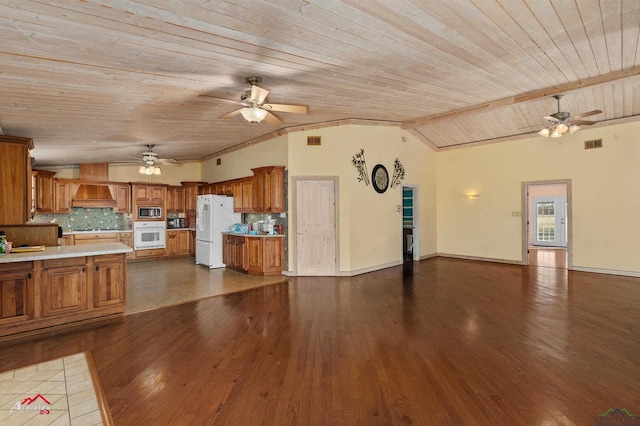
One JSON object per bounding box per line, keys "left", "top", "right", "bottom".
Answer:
{"left": 533, "top": 196, "right": 567, "bottom": 247}
{"left": 295, "top": 179, "right": 336, "bottom": 276}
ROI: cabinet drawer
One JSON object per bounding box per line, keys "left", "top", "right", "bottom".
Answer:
{"left": 43, "top": 257, "right": 86, "bottom": 269}
{"left": 93, "top": 253, "right": 125, "bottom": 263}
{"left": 135, "top": 248, "right": 164, "bottom": 259}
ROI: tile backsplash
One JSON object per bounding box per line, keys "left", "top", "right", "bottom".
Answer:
{"left": 31, "top": 207, "right": 132, "bottom": 231}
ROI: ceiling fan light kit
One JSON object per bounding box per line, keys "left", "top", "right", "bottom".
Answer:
{"left": 240, "top": 106, "right": 268, "bottom": 124}
{"left": 538, "top": 94, "right": 601, "bottom": 139}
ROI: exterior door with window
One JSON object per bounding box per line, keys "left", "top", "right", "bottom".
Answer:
{"left": 533, "top": 196, "right": 567, "bottom": 247}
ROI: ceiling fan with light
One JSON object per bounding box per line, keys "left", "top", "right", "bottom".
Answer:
{"left": 538, "top": 94, "right": 601, "bottom": 138}
{"left": 114, "top": 144, "right": 180, "bottom": 175}
{"left": 202, "top": 76, "right": 308, "bottom": 124}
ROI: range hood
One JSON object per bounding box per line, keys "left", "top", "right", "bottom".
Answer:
{"left": 72, "top": 184, "right": 117, "bottom": 208}
{"left": 71, "top": 163, "right": 117, "bottom": 208}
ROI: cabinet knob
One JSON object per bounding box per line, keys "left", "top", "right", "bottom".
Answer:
{"left": 82, "top": 267, "right": 85, "bottom": 273}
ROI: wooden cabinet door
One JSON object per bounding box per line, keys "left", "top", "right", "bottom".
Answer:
{"left": 133, "top": 185, "right": 149, "bottom": 201}
{"left": 0, "top": 136, "right": 32, "bottom": 224}
{"left": 94, "top": 254, "right": 125, "bottom": 307}
{"left": 252, "top": 171, "right": 265, "bottom": 212}
{"left": 267, "top": 168, "right": 285, "bottom": 213}
{"left": 150, "top": 185, "right": 165, "bottom": 202}
{"left": 172, "top": 186, "right": 185, "bottom": 212}
{"left": 235, "top": 237, "right": 247, "bottom": 271}
{"left": 59, "top": 235, "right": 74, "bottom": 246}
{"left": 263, "top": 237, "right": 285, "bottom": 272}
{"left": 0, "top": 264, "right": 34, "bottom": 325}
{"left": 222, "top": 235, "right": 231, "bottom": 266}
{"left": 181, "top": 182, "right": 202, "bottom": 212}
{"left": 34, "top": 170, "right": 56, "bottom": 213}
{"left": 232, "top": 181, "right": 243, "bottom": 212}
{"left": 245, "top": 237, "right": 263, "bottom": 274}
{"left": 115, "top": 184, "right": 131, "bottom": 213}
{"left": 242, "top": 178, "right": 254, "bottom": 212}
{"left": 54, "top": 180, "right": 73, "bottom": 213}
{"left": 176, "top": 230, "right": 190, "bottom": 255}
{"left": 166, "top": 230, "right": 177, "bottom": 256}
{"left": 41, "top": 261, "right": 87, "bottom": 317}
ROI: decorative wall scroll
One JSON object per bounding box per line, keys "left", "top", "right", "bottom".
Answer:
{"left": 391, "top": 158, "right": 405, "bottom": 189}
{"left": 351, "top": 148, "right": 370, "bottom": 185}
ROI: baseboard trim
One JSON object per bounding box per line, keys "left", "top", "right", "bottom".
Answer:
{"left": 419, "top": 253, "right": 438, "bottom": 261}
{"left": 337, "top": 260, "right": 403, "bottom": 276}
{"left": 437, "top": 252, "right": 523, "bottom": 265}
{"left": 570, "top": 266, "right": 640, "bottom": 278}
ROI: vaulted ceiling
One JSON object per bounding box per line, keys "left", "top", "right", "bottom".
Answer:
{"left": 2, "top": 1, "right": 640, "bottom": 167}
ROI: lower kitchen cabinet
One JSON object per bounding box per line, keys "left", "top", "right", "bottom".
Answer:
{"left": 166, "top": 230, "right": 191, "bottom": 257}
{"left": 74, "top": 232, "right": 119, "bottom": 245}
{"left": 93, "top": 254, "right": 126, "bottom": 307}
{"left": 0, "top": 262, "right": 34, "bottom": 327}
{"left": 117, "top": 232, "right": 134, "bottom": 259}
{"left": 0, "top": 249, "right": 128, "bottom": 340}
{"left": 223, "top": 234, "right": 284, "bottom": 275}
{"left": 41, "top": 257, "right": 88, "bottom": 317}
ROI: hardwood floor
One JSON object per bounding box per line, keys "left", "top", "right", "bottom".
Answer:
{"left": 1, "top": 257, "right": 639, "bottom": 425}
{"left": 529, "top": 247, "right": 568, "bottom": 269}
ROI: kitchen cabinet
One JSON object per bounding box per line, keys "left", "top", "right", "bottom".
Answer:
{"left": 33, "top": 169, "right": 56, "bottom": 213}
{"left": 41, "top": 257, "right": 88, "bottom": 318}
{"left": 166, "top": 230, "right": 190, "bottom": 256}
{"left": 251, "top": 166, "right": 285, "bottom": 213}
{"left": 230, "top": 177, "right": 254, "bottom": 213}
{"left": 181, "top": 182, "right": 203, "bottom": 211}
{"left": 73, "top": 232, "right": 119, "bottom": 245}
{"left": 0, "top": 262, "right": 34, "bottom": 327}
{"left": 0, "top": 135, "right": 33, "bottom": 224}
{"left": 93, "top": 254, "right": 126, "bottom": 307}
{"left": 134, "top": 248, "right": 165, "bottom": 260}
{"left": 223, "top": 234, "right": 284, "bottom": 275}
{"left": 112, "top": 183, "right": 131, "bottom": 213}
{"left": 167, "top": 185, "right": 185, "bottom": 213}
{"left": 0, "top": 246, "right": 129, "bottom": 340}
{"left": 223, "top": 234, "right": 247, "bottom": 272}
{"left": 54, "top": 180, "right": 73, "bottom": 213}
{"left": 117, "top": 232, "right": 134, "bottom": 260}
{"left": 132, "top": 183, "right": 166, "bottom": 203}
{"left": 189, "top": 230, "right": 196, "bottom": 257}
{"left": 246, "top": 236, "right": 285, "bottom": 275}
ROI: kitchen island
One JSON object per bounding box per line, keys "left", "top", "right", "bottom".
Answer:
{"left": 0, "top": 242, "right": 132, "bottom": 341}
{"left": 222, "top": 232, "right": 285, "bottom": 275}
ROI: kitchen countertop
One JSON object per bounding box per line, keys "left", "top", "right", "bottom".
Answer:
{"left": 223, "top": 232, "right": 285, "bottom": 238}
{"left": 63, "top": 229, "right": 132, "bottom": 235}
{"left": 0, "top": 242, "right": 133, "bottom": 263}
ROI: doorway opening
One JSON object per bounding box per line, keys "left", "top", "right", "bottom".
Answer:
{"left": 522, "top": 180, "right": 571, "bottom": 269}
{"left": 401, "top": 185, "right": 419, "bottom": 271}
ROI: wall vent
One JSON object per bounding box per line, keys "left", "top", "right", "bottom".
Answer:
{"left": 584, "top": 139, "right": 602, "bottom": 150}
{"left": 307, "top": 136, "right": 321, "bottom": 146}
{"left": 216, "top": 158, "right": 222, "bottom": 165}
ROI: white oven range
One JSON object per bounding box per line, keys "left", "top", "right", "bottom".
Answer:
{"left": 134, "top": 221, "right": 166, "bottom": 250}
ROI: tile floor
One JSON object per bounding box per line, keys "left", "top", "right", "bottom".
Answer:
{"left": 0, "top": 353, "right": 104, "bottom": 426}
{"left": 125, "top": 257, "right": 288, "bottom": 314}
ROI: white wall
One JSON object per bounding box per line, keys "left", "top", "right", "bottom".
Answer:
{"left": 287, "top": 125, "right": 437, "bottom": 274}
{"left": 437, "top": 120, "right": 640, "bottom": 274}
{"left": 200, "top": 135, "right": 288, "bottom": 182}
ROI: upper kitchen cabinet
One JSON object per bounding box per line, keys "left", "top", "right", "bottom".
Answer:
{"left": 0, "top": 135, "right": 33, "bottom": 224}
{"left": 32, "top": 169, "right": 56, "bottom": 213}
{"left": 132, "top": 183, "right": 166, "bottom": 203}
{"left": 167, "top": 185, "right": 185, "bottom": 213}
{"left": 109, "top": 183, "right": 131, "bottom": 213}
{"left": 181, "top": 182, "right": 203, "bottom": 212}
{"left": 251, "top": 166, "right": 285, "bottom": 213}
{"left": 54, "top": 180, "right": 73, "bottom": 213}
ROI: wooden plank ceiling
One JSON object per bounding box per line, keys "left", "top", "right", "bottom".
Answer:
{"left": 1, "top": 1, "right": 639, "bottom": 166}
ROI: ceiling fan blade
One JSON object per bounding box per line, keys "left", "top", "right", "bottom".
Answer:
{"left": 157, "top": 158, "right": 181, "bottom": 166}
{"left": 572, "top": 119, "right": 597, "bottom": 126}
{"left": 198, "top": 94, "right": 239, "bottom": 104}
{"left": 263, "top": 103, "right": 308, "bottom": 114}
{"left": 220, "top": 109, "right": 244, "bottom": 119}
{"left": 264, "top": 111, "right": 282, "bottom": 125}
{"left": 251, "top": 85, "right": 269, "bottom": 103}
{"left": 542, "top": 115, "right": 559, "bottom": 122}
{"left": 573, "top": 109, "right": 602, "bottom": 119}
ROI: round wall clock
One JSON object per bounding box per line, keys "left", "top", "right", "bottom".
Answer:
{"left": 372, "top": 164, "right": 389, "bottom": 193}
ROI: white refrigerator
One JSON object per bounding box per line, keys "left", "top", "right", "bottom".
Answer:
{"left": 195, "top": 195, "right": 240, "bottom": 268}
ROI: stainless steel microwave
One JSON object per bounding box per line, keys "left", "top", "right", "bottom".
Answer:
{"left": 138, "top": 206, "right": 162, "bottom": 219}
